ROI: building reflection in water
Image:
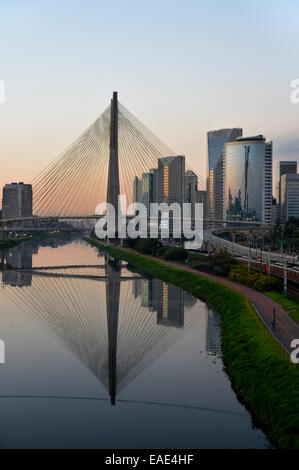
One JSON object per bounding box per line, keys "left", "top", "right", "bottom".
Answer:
{"left": 206, "top": 309, "right": 222, "bottom": 357}
{"left": 1, "top": 244, "right": 33, "bottom": 287}
{"left": 0, "top": 237, "right": 77, "bottom": 287}
{"left": 1, "top": 249, "right": 221, "bottom": 405}
{"left": 133, "top": 278, "right": 197, "bottom": 329}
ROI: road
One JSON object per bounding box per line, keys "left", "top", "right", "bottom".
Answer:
{"left": 204, "top": 230, "right": 297, "bottom": 265}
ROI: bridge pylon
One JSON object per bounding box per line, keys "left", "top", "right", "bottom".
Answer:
{"left": 106, "top": 91, "right": 120, "bottom": 238}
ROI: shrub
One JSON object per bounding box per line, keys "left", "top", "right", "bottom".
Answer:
{"left": 155, "top": 245, "right": 168, "bottom": 257}
{"left": 209, "top": 249, "right": 233, "bottom": 262}
{"left": 124, "top": 238, "right": 138, "bottom": 249}
{"left": 163, "top": 247, "right": 188, "bottom": 262}
{"left": 136, "top": 238, "right": 159, "bottom": 255}
{"left": 229, "top": 264, "right": 282, "bottom": 292}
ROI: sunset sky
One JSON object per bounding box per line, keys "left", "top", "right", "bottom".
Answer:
{"left": 1, "top": 0, "right": 299, "bottom": 192}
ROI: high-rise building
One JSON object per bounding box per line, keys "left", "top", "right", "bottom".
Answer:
{"left": 141, "top": 172, "right": 153, "bottom": 212}
{"left": 212, "top": 153, "right": 225, "bottom": 226}
{"left": 280, "top": 173, "right": 299, "bottom": 222}
{"left": 264, "top": 141, "right": 273, "bottom": 223}
{"left": 208, "top": 167, "right": 214, "bottom": 224}
{"left": 207, "top": 128, "right": 242, "bottom": 224}
{"left": 150, "top": 168, "right": 158, "bottom": 203}
{"left": 133, "top": 170, "right": 158, "bottom": 210}
{"left": 2, "top": 182, "right": 33, "bottom": 219}
{"left": 185, "top": 170, "right": 198, "bottom": 222}
{"left": 157, "top": 155, "right": 185, "bottom": 204}
{"left": 133, "top": 176, "right": 142, "bottom": 204}
{"left": 271, "top": 197, "right": 280, "bottom": 223}
{"left": 196, "top": 190, "right": 206, "bottom": 204}
{"left": 274, "top": 161, "right": 297, "bottom": 219}
{"left": 185, "top": 170, "right": 198, "bottom": 204}
{"left": 224, "top": 135, "right": 272, "bottom": 223}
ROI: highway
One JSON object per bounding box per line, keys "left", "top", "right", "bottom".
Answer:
{"left": 204, "top": 230, "right": 298, "bottom": 265}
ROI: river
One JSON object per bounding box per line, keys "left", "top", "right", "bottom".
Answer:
{"left": 0, "top": 237, "right": 270, "bottom": 449}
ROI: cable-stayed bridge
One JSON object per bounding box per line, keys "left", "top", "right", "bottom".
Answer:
{"left": 0, "top": 91, "right": 208, "bottom": 240}
{"left": 0, "top": 91, "right": 274, "bottom": 242}
{"left": 31, "top": 91, "right": 205, "bottom": 218}
{"left": 0, "top": 90, "right": 275, "bottom": 251}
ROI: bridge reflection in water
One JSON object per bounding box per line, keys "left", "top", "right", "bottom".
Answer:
{"left": 1, "top": 243, "right": 217, "bottom": 406}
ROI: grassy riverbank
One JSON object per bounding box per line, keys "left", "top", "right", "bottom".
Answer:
{"left": 85, "top": 238, "right": 299, "bottom": 449}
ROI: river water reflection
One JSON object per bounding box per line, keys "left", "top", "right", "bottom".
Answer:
{"left": 0, "top": 237, "right": 270, "bottom": 448}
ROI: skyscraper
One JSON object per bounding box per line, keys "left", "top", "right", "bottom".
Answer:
{"left": 213, "top": 153, "right": 225, "bottom": 226}
{"left": 207, "top": 128, "right": 242, "bottom": 224}
{"left": 2, "top": 182, "right": 33, "bottom": 219}
{"left": 274, "top": 161, "right": 297, "bottom": 219}
{"left": 224, "top": 135, "right": 272, "bottom": 223}
{"left": 196, "top": 190, "right": 206, "bottom": 205}
{"left": 133, "top": 176, "right": 142, "bottom": 204}
{"left": 133, "top": 171, "right": 157, "bottom": 212}
{"left": 157, "top": 155, "right": 185, "bottom": 204}
{"left": 280, "top": 173, "right": 299, "bottom": 222}
{"left": 185, "top": 170, "right": 198, "bottom": 224}
{"left": 141, "top": 172, "right": 153, "bottom": 212}
{"left": 185, "top": 170, "right": 198, "bottom": 204}
{"left": 150, "top": 168, "right": 158, "bottom": 203}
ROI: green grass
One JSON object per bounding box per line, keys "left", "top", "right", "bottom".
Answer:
{"left": 266, "top": 291, "right": 299, "bottom": 326}
{"left": 188, "top": 252, "right": 209, "bottom": 261}
{"left": 86, "top": 240, "right": 299, "bottom": 449}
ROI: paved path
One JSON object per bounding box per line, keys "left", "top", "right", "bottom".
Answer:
{"left": 121, "top": 248, "right": 299, "bottom": 355}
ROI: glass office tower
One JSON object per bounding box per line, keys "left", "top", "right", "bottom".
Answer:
{"left": 206, "top": 128, "right": 242, "bottom": 224}
{"left": 224, "top": 135, "right": 272, "bottom": 223}
{"left": 207, "top": 129, "right": 243, "bottom": 177}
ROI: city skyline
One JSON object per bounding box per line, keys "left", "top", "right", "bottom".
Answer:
{"left": 1, "top": 91, "right": 298, "bottom": 225}
{"left": 1, "top": 0, "right": 299, "bottom": 192}
{"left": 1, "top": 0, "right": 299, "bottom": 454}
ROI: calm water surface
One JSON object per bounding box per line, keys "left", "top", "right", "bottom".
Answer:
{"left": 0, "top": 237, "right": 270, "bottom": 449}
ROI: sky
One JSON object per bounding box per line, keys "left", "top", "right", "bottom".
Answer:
{"left": 0, "top": 0, "right": 299, "bottom": 191}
